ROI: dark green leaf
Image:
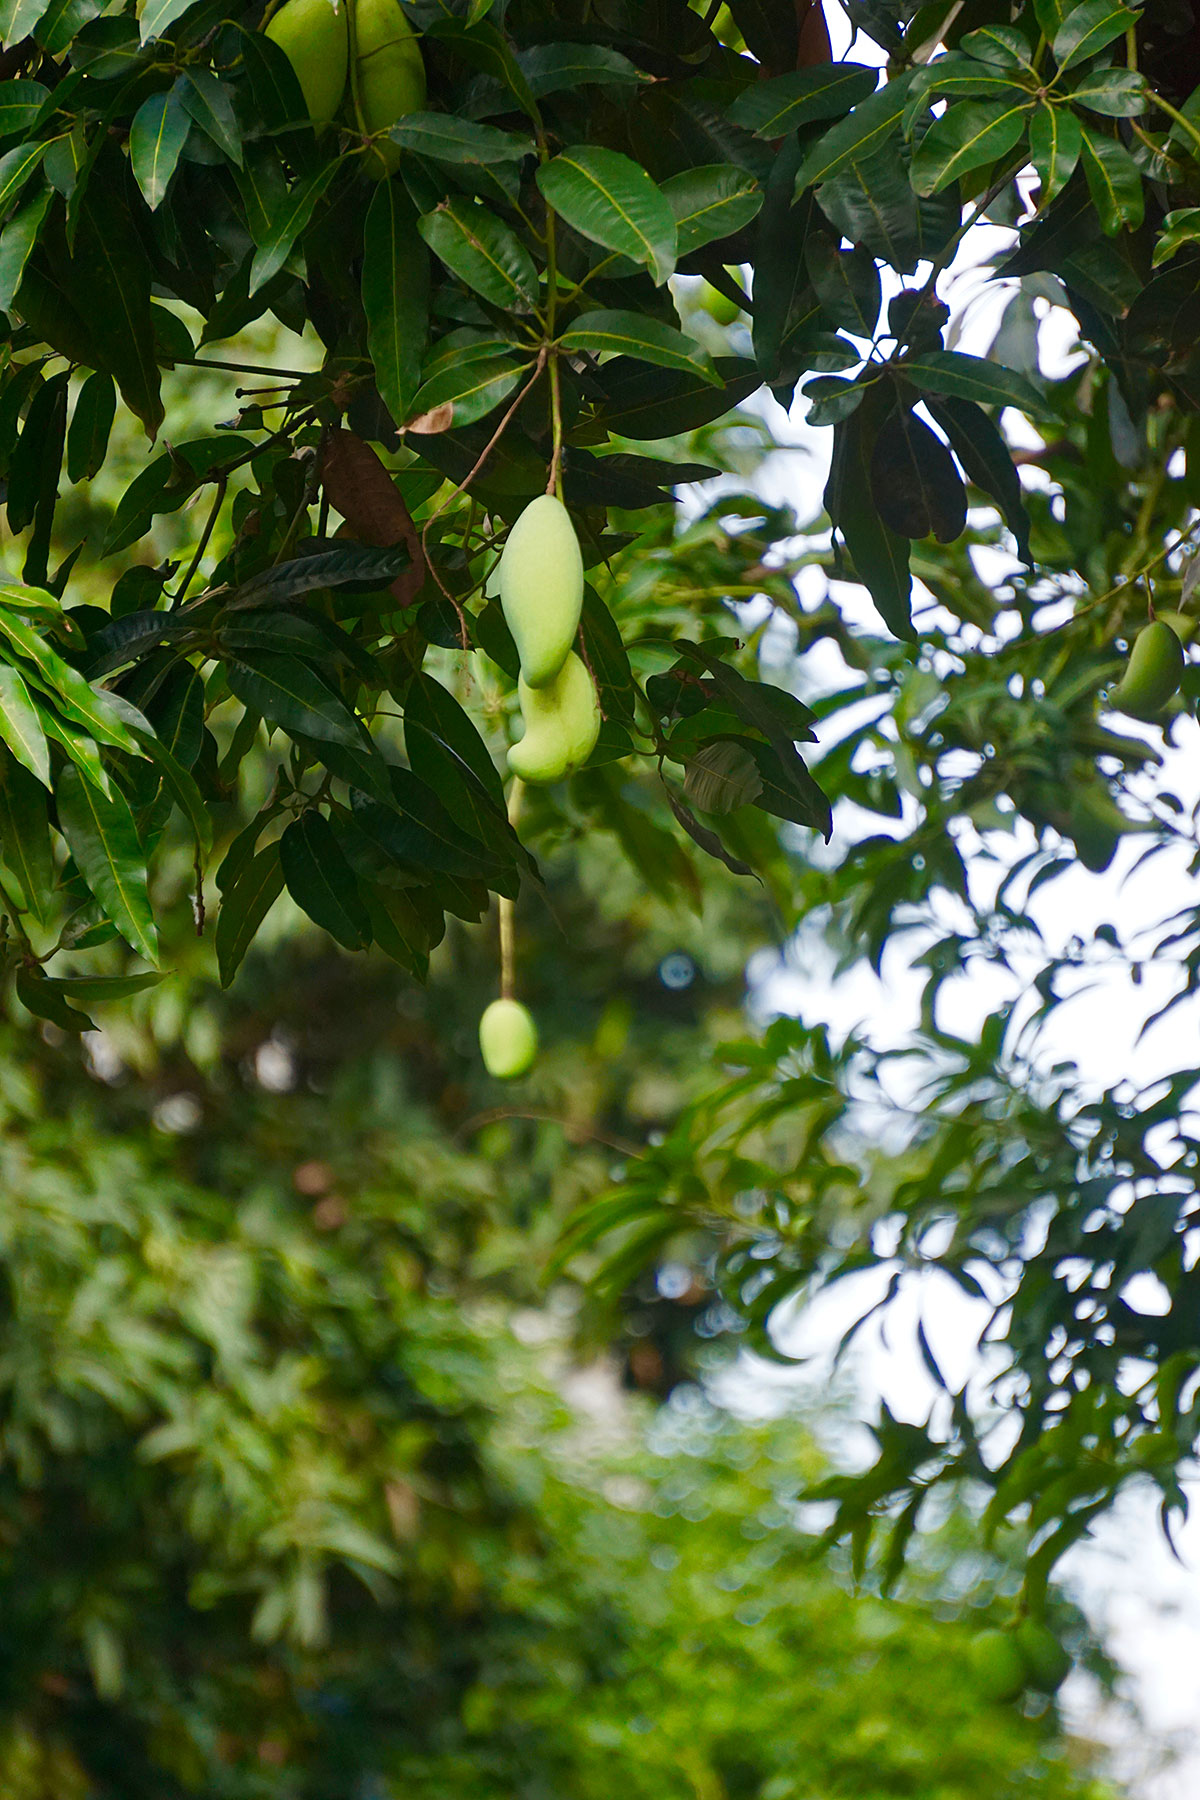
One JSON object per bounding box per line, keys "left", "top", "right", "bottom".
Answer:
{"left": 280, "top": 812, "right": 370, "bottom": 950}
{"left": 249, "top": 159, "right": 337, "bottom": 295}
{"left": 1079, "top": 125, "right": 1143, "bottom": 233}
{"left": 728, "top": 64, "right": 878, "bottom": 138}
{"left": 794, "top": 75, "right": 915, "bottom": 192}
{"left": 805, "top": 235, "right": 881, "bottom": 337}
{"left": 0, "top": 80, "right": 49, "bottom": 138}
{"left": 407, "top": 353, "right": 526, "bottom": 430}
{"left": 15, "top": 965, "right": 93, "bottom": 1033}
{"left": 70, "top": 155, "right": 163, "bottom": 437}
{"left": 538, "top": 145, "right": 677, "bottom": 286}
{"left": 825, "top": 405, "right": 913, "bottom": 637}
{"left": 0, "top": 751, "right": 54, "bottom": 925}
{"left": 573, "top": 356, "right": 761, "bottom": 445}
{"left": 0, "top": 141, "right": 50, "bottom": 218}
{"left": 910, "top": 98, "right": 1031, "bottom": 196}
{"left": 385, "top": 112, "right": 532, "bottom": 165}
{"left": 0, "top": 187, "right": 51, "bottom": 314}
{"left": 225, "top": 653, "right": 366, "bottom": 750}
{"left": 559, "top": 310, "right": 717, "bottom": 383}
{"left": 661, "top": 164, "right": 763, "bottom": 257}
{"left": 129, "top": 87, "right": 190, "bottom": 210}
{"left": 226, "top": 543, "right": 410, "bottom": 610}
{"left": 869, "top": 407, "right": 967, "bottom": 542}
{"left": 1065, "top": 67, "right": 1148, "bottom": 115}
{"left": 1053, "top": 0, "right": 1138, "bottom": 71}
{"left": 1029, "top": 103, "right": 1082, "bottom": 205}
{"left": 898, "top": 348, "right": 1048, "bottom": 416}
{"left": 925, "top": 394, "right": 1032, "bottom": 562}
{"left": 178, "top": 68, "right": 242, "bottom": 166}
{"left": 363, "top": 179, "right": 429, "bottom": 431}
{"left": 515, "top": 42, "right": 639, "bottom": 98}
{"left": 56, "top": 762, "right": 158, "bottom": 965}
{"left": 138, "top": 0, "right": 199, "bottom": 41}
{"left": 215, "top": 841, "right": 284, "bottom": 986}
{"left": 67, "top": 369, "right": 116, "bottom": 483}
{"left": 418, "top": 198, "right": 538, "bottom": 310}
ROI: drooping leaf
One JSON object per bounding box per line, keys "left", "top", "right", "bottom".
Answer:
{"left": 794, "top": 75, "right": 915, "bottom": 192}
{"left": 728, "top": 64, "right": 878, "bottom": 138}
{"left": 128, "top": 86, "right": 190, "bottom": 210}
{"left": 0, "top": 187, "right": 52, "bottom": 313}
{"left": 825, "top": 403, "right": 914, "bottom": 637}
{"left": 0, "top": 664, "right": 50, "bottom": 787}
{"left": 1029, "top": 103, "right": 1082, "bottom": 206}
{"left": 925, "top": 394, "right": 1033, "bottom": 562}
{"left": 69, "top": 154, "right": 163, "bottom": 436}
{"left": 869, "top": 407, "right": 968, "bottom": 542}
{"left": 215, "top": 841, "right": 284, "bottom": 987}
{"left": 249, "top": 159, "right": 338, "bottom": 294}
{"left": 280, "top": 812, "right": 371, "bottom": 950}
{"left": 56, "top": 762, "right": 159, "bottom": 965}
{"left": 178, "top": 68, "right": 242, "bottom": 166}
{"left": 362, "top": 179, "right": 429, "bottom": 431}
{"left": 225, "top": 653, "right": 366, "bottom": 751}
{"left": 66, "top": 369, "right": 116, "bottom": 483}
{"left": 1079, "top": 125, "right": 1144, "bottom": 234}
{"left": 537, "top": 145, "right": 677, "bottom": 286}
{"left": 0, "top": 750, "right": 54, "bottom": 925}
{"left": 0, "top": 141, "right": 51, "bottom": 219}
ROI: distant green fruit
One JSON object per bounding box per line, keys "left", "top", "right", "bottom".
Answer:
{"left": 265, "top": 0, "right": 349, "bottom": 128}
{"left": 507, "top": 652, "right": 600, "bottom": 786}
{"left": 1110, "top": 619, "right": 1184, "bottom": 720}
{"left": 498, "top": 494, "right": 584, "bottom": 689}
{"left": 353, "top": 0, "right": 425, "bottom": 177}
{"left": 478, "top": 998, "right": 538, "bottom": 1079}
{"left": 967, "top": 1629, "right": 1027, "bottom": 1703}
{"left": 1068, "top": 786, "right": 1127, "bottom": 874}
{"left": 698, "top": 279, "right": 740, "bottom": 326}
{"left": 1015, "top": 1620, "right": 1071, "bottom": 1694}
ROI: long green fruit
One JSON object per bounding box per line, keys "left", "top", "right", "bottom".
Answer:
{"left": 498, "top": 494, "right": 584, "bottom": 689}
{"left": 1110, "top": 618, "right": 1184, "bottom": 721}
{"left": 265, "top": 0, "right": 349, "bottom": 128}
{"left": 353, "top": 0, "right": 425, "bottom": 177}
{"left": 507, "top": 652, "right": 599, "bottom": 785}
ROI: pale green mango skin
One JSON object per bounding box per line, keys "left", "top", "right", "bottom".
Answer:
{"left": 1014, "top": 1620, "right": 1070, "bottom": 1694}
{"left": 266, "top": 0, "right": 349, "bottom": 128}
{"left": 967, "top": 1630, "right": 1027, "bottom": 1704}
{"left": 1111, "top": 619, "right": 1184, "bottom": 720}
{"left": 478, "top": 998, "right": 538, "bottom": 1079}
{"left": 507, "top": 652, "right": 599, "bottom": 785}
{"left": 354, "top": 0, "right": 425, "bottom": 176}
{"left": 1152, "top": 609, "right": 1197, "bottom": 645}
{"left": 499, "top": 494, "right": 584, "bottom": 688}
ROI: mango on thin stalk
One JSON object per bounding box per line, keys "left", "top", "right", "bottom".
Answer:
{"left": 352, "top": 0, "right": 425, "bottom": 177}
{"left": 478, "top": 998, "right": 538, "bottom": 1079}
{"left": 1110, "top": 619, "right": 1184, "bottom": 720}
{"left": 507, "top": 652, "right": 599, "bottom": 786}
{"left": 265, "top": 0, "right": 349, "bottom": 128}
{"left": 498, "top": 494, "right": 584, "bottom": 688}
{"left": 1014, "top": 1620, "right": 1071, "bottom": 1694}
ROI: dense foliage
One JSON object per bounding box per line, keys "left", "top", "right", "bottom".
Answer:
{"left": 2, "top": 0, "right": 1200, "bottom": 1619}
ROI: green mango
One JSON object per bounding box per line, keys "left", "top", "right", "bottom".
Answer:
{"left": 967, "top": 1629, "right": 1027, "bottom": 1704}
{"left": 265, "top": 0, "right": 349, "bottom": 128}
{"left": 1067, "top": 786, "right": 1127, "bottom": 874}
{"left": 1110, "top": 619, "right": 1184, "bottom": 720}
{"left": 478, "top": 998, "right": 538, "bottom": 1079}
{"left": 498, "top": 494, "right": 584, "bottom": 689}
{"left": 507, "top": 652, "right": 599, "bottom": 786}
{"left": 1151, "top": 609, "right": 1197, "bottom": 645}
{"left": 353, "top": 0, "right": 425, "bottom": 177}
{"left": 1014, "top": 1620, "right": 1071, "bottom": 1694}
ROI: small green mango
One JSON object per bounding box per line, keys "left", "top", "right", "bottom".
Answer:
{"left": 507, "top": 652, "right": 600, "bottom": 786}
{"left": 478, "top": 998, "right": 538, "bottom": 1079}
{"left": 265, "top": 0, "right": 349, "bottom": 128}
{"left": 967, "top": 1629, "right": 1027, "bottom": 1704}
{"left": 353, "top": 0, "right": 424, "bottom": 176}
{"left": 1014, "top": 1620, "right": 1071, "bottom": 1694}
{"left": 1110, "top": 619, "right": 1184, "bottom": 720}
{"left": 498, "top": 494, "right": 584, "bottom": 689}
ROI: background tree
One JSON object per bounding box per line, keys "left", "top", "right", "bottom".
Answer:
{"left": 1, "top": 0, "right": 1199, "bottom": 1636}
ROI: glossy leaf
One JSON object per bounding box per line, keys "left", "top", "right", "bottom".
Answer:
{"left": 215, "top": 842, "right": 284, "bottom": 987}
{"left": 794, "top": 76, "right": 915, "bottom": 192}
{"left": 418, "top": 199, "right": 538, "bottom": 310}
{"left": 178, "top": 69, "right": 242, "bottom": 167}
{"left": 385, "top": 112, "right": 532, "bottom": 165}
{"left": 537, "top": 145, "right": 677, "bottom": 286}
{"left": 128, "top": 87, "right": 190, "bottom": 210}
{"left": 56, "top": 763, "right": 158, "bottom": 965}
{"left": 363, "top": 180, "right": 429, "bottom": 430}
{"left": 728, "top": 63, "right": 878, "bottom": 138}
{"left": 249, "top": 160, "right": 338, "bottom": 295}
{"left": 1029, "top": 103, "right": 1082, "bottom": 206}
{"left": 0, "top": 754, "right": 54, "bottom": 925}
{"left": 1052, "top": 0, "right": 1138, "bottom": 71}
{"left": 558, "top": 311, "right": 718, "bottom": 383}
{"left": 0, "top": 188, "right": 51, "bottom": 314}
{"left": 910, "top": 98, "right": 1031, "bottom": 196}
{"left": 0, "top": 142, "right": 50, "bottom": 219}
{"left": 225, "top": 654, "right": 366, "bottom": 751}
{"left": 515, "top": 41, "right": 639, "bottom": 97}
{"left": 1079, "top": 126, "right": 1144, "bottom": 233}
{"left": 0, "top": 664, "right": 50, "bottom": 787}
{"left": 660, "top": 164, "right": 763, "bottom": 258}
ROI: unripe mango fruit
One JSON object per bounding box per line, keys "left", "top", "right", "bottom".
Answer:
{"left": 1067, "top": 786, "right": 1127, "bottom": 874}
{"left": 478, "top": 998, "right": 538, "bottom": 1079}
{"left": 353, "top": 0, "right": 425, "bottom": 177}
{"left": 498, "top": 494, "right": 584, "bottom": 688}
{"left": 265, "top": 0, "right": 349, "bottom": 128}
{"left": 1151, "top": 609, "right": 1197, "bottom": 645}
{"left": 1110, "top": 619, "right": 1184, "bottom": 720}
{"left": 507, "top": 652, "right": 600, "bottom": 785}
{"left": 967, "top": 1629, "right": 1027, "bottom": 1703}
{"left": 1015, "top": 1620, "right": 1070, "bottom": 1694}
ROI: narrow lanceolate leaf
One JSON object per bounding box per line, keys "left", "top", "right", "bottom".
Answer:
{"left": 0, "top": 141, "right": 50, "bottom": 218}
{"left": 0, "top": 754, "right": 53, "bottom": 925}
{"left": 16, "top": 966, "right": 93, "bottom": 1032}
{"left": 56, "top": 763, "right": 159, "bottom": 966}
{"left": 66, "top": 370, "right": 116, "bottom": 483}
{"left": 728, "top": 63, "right": 878, "bottom": 138}
{"left": 516, "top": 42, "right": 639, "bottom": 98}
{"left": 0, "top": 604, "right": 140, "bottom": 752}
{"left": 407, "top": 354, "right": 527, "bottom": 432}
{"left": 178, "top": 69, "right": 243, "bottom": 166}
{"left": 0, "top": 188, "right": 51, "bottom": 314}
{"left": 897, "top": 350, "right": 1048, "bottom": 417}
{"left": 0, "top": 664, "right": 50, "bottom": 786}
{"left": 926, "top": 394, "right": 1032, "bottom": 563}
{"left": 1053, "top": 0, "right": 1138, "bottom": 71}
{"left": 537, "top": 146, "right": 677, "bottom": 286}
{"left": 0, "top": 79, "right": 48, "bottom": 138}
{"left": 249, "top": 159, "right": 338, "bottom": 294}
{"left": 869, "top": 408, "right": 967, "bottom": 542}
{"left": 72, "top": 159, "right": 163, "bottom": 438}
{"left": 558, "top": 311, "right": 718, "bottom": 383}
{"left": 280, "top": 813, "right": 370, "bottom": 951}
{"left": 1029, "top": 103, "right": 1082, "bottom": 206}
{"left": 911, "top": 55, "right": 1034, "bottom": 103}
{"left": 226, "top": 653, "right": 366, "bottom": 750}
{"left": 910, "top": 98, "right": 1031, "bottom": 196}
{"left": 794, "top": 75, "right": 915, "bottom": 193}
{"left": 418, "top": 199, "right": 538, "bottom": 310}
{"left": 1153, "top": 207, "right": 1200, "bottom": 266}
{"left": 660, "top": 165, "right": 763, "bottom": 258}
{"left": 384, "top": 113, "right": 532, "bottom": 166}
{"left": 128, "top": 87, "right": 190, "bottom": 210}
{"left": 362, "top": 179, "right": 428, "bottom": 428}
{"left": 1079, "top": 126, "right": 1144, "bottom": 233}
{"left": 216, "top": 842, "right": 284, "bottom": 987}
{"left": 825, "top": 406, "right": 913, "bottom": 640}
